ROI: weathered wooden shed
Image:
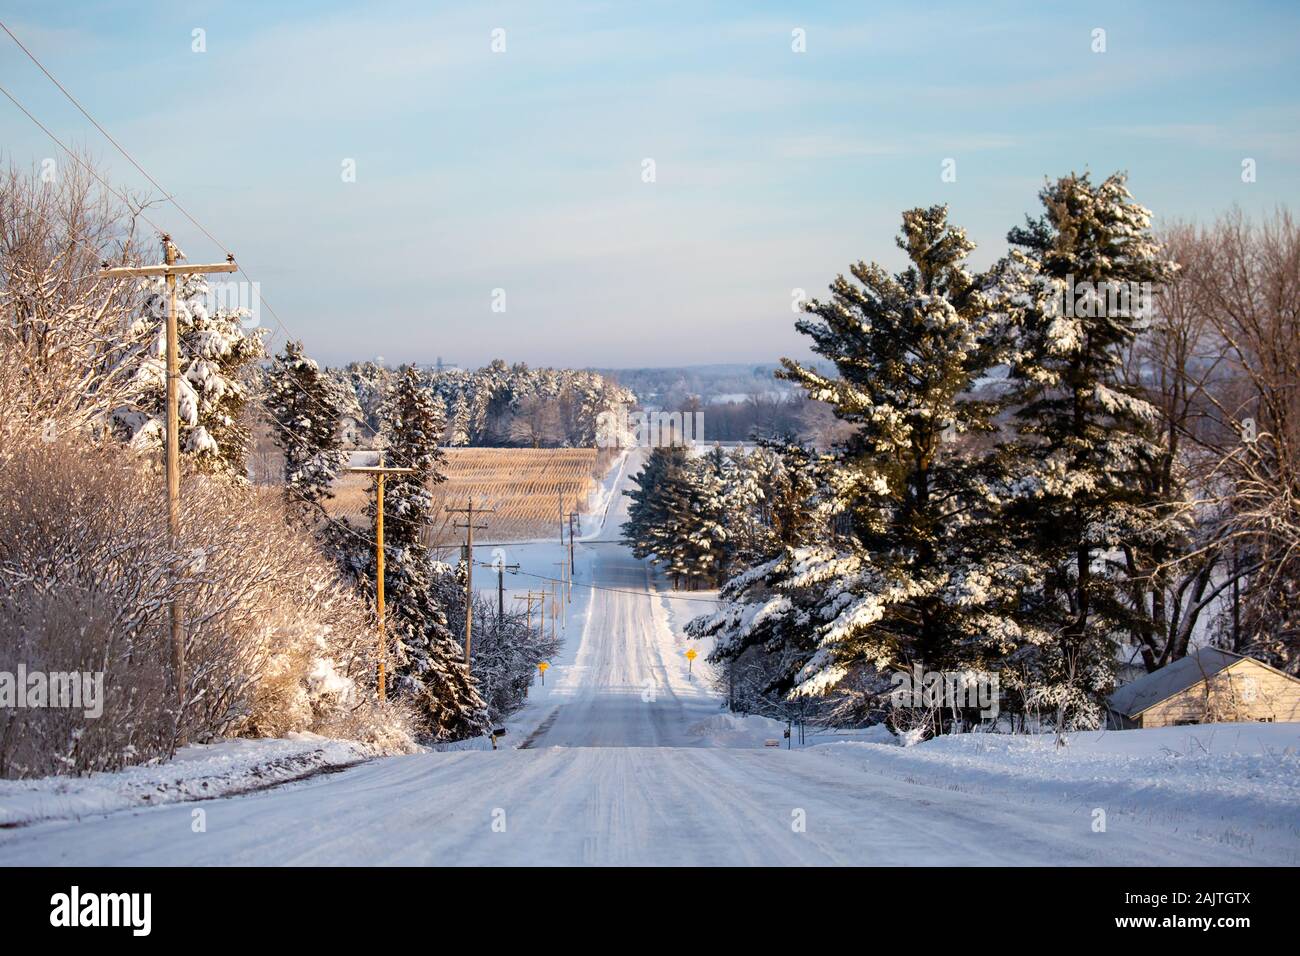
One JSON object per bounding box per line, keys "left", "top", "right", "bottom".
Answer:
{"left": 1107, "top": 648, "right": 1300, "bottom": 729}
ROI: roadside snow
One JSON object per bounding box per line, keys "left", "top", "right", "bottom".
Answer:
{"left": 579, "top": 448, "right": 628, "bottom": 539}
{"left": 807, "top": 723, "right": 1300, "bottom": 860}
{"left": 0, "top": 734, "right": 380, "bottom": 829}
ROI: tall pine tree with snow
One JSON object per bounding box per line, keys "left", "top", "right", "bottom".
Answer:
{"left": 621, "top": 445, "right": 712, "bottom": 587}
{"left": 350, "top": 366, "right": 488, "bottom": 740}
{"left": 744, "top": 436, "right": 823, "bottom": 561}
{"left": 112, "top": 269, "right": 265, "bottom": 480}
{"left": 675, "top": 446, "right": 733, "bottom": 587}
{"left": 996, "top": 172, "right": 1177, "bottom": 728}
{"left": 691, "top": 206, "right": 1019, "bottom": 716}
{"left": 445, "top": 393, "right": 471, "bottom": 446}
{"left": 265, "top": 340, "right": 347, "bottom": 519}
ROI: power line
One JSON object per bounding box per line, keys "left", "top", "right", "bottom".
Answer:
{"left": 0, "top": 81, "right": 168, "bottom": 237}
{"left": 0, "top": 23, "right": 375, "bottom": 440}
{"left": 0, "top": 19, "right": 223, "bottom": 254}
{"left": 472, "top": 561, "right": 726, "bottom": 604}
{"left": 1, "top": 35, "right": 708, "bottom": 612}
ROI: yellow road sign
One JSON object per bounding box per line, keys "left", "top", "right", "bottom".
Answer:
{"left": 685, "top": 648, "right": 698, "bottom": 661}
{"left": 538, "top": 662, "right": 549, "bottom": 672}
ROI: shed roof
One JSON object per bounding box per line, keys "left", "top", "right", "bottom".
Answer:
{"left": 1107, "top": 647, "right": 1244, "bottom": 718}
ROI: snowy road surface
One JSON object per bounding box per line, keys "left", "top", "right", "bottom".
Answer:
{"left": 3, "top": 745, "right": 1265, "bottom": 866}
{"left": 0, "top": 449, "right": 1286, "bottom": 865}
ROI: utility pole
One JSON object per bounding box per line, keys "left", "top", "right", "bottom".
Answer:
{"left": 344, "top": 456, "right": 416, "bottom": 701}
{"left": 515, "top": 591, "right": 543, "bottom": 632}
{"left": 552, "top": 582, "right": 560, "bottom": 639}
{"left": 567, "top": 511, "right": 578, "bottom": 590}
{"left": 553, "top": 562, "right": 569, "bottom": 628}
{"left": 494, "top": 557, "right": 520, "bottom": 620}
{"left": 447, "top": 499, "right": 492, "bottom": 663}
{"left": 102, "top": 237, "right": 237, "bottom": 724}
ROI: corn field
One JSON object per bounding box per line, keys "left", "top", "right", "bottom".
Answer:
{"left": 328, "top": 447, "right": 607, "bottom": 545}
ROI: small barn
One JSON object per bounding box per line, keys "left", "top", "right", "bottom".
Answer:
{"left": 1107, "top": 648, "right": 1300, "bottom": 729}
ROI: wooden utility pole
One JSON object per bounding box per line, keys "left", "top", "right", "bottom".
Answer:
{"left": 344, "top": 457, "right": 416, "bottom": 701}
{"left": 494, "top": 557, "right": 520, "bottom": 620}
{"left": 553, "top": 562, "right": 569, "bottom": 628}
{"left": 567, "top": 511, "right": 578, "bottom": 594}
{"left": 447, "top": 499, "right": 492, "bottom": 663}
{"left": 515, "top": 591, "right": 543, "bottom": 632}
{"left": 102, "top": 237, "right": 237, "bottom": 719}
{"left": 550, "top": 582, "right": 558, "bottom": 640}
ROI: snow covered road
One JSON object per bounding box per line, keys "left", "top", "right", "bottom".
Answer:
{"left": 2, "top": 744, "right": 1268, "bottom": 866}
{"left": 517, "top": 541, "right": 718, "bottom": 748}
{"left": 0, "top": 449, "right": 1289, "bottom": 866}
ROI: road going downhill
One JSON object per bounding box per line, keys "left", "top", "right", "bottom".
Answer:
{"left": 0, "top": 450, "right": 1273, "bottom": 866}
{"left": 515, "top": 449, "right": 719, "bottom": 748}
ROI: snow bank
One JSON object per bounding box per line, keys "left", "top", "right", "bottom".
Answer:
{"left": 685, "top": 713, "right": 788, "bottom": 747}
{"left": 808, "top": 723, "right": 1300, "bottom": 857}
{"left": 578, "top": 448, "right": 628, "bottom": 539}
{"left": 684, "top": 713, "right": 901, "bottom": 748}
{"left": 0, "top": 733, "right": 380, "bottom": 828}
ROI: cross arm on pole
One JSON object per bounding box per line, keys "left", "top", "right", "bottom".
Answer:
{"left": 101, "top": 259, "right": 239, "bottom": 279}
{"left": 344, "top": 465, "right": 417, "bottom": 476}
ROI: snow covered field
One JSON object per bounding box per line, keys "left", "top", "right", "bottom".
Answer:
{"left": 1, "top": 448, "right": 1296, "bottom": 866}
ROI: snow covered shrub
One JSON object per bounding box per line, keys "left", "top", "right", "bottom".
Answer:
{"left": 0, "top": 583, "right": 171, "bottom": 778}
{"left": 0, "top": 434, "right": 414, "bottom": 778}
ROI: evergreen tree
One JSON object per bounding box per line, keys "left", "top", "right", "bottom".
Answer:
{"left": 746, "top": 436, "right": 822, "bottom": 560}
{"left": 997, "top": 172, "right": 1177, "bottom": 727}
{"left": 445, "top": 393, "right": 471, "bottom": 446}
{"left": 621, "top": 445, "right": 712, "bottom": 587}
{"left": 354, "top": 367, "right": 488, "bottom": 739}
{"left": 113, "top": 271, "right": 265, "bottom": 480}
{"left": 265, "top": 340, "right": 347, "bottom": 519}
{"left": 692, "top": 206, "right": 1018, "bottom": 712}
{"left": 344, "top": 360, "right": 393, "bottom": 434}
{"left": 622, "top": 446, "right": 685, "bottom": 564}
{"left": 677, "top": 447, "right": 732, "bottom": 586}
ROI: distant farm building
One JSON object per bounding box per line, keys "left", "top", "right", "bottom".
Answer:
{"left": 1107, "top": 648, "right": 1300, "bottom": 729}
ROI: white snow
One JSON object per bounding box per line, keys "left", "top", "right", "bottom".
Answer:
{"left": 0, "top": 734, "right": 376, "bottom": 829}
{"left": 804, "top": 723, "right": 1300, "bottom": 862}
{"left": 2, "top": 448, "right": 1296, "bottom": 866}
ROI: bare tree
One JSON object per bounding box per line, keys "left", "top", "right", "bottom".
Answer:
{"left": 507, "top": 394, "right": 564, "bottom": 447}
{"left": 1162, "top": 210, "right": 1300, "bottom": 672}
{"left": 1116, "top": 224, "right": 1235, "bottom": 671}
{"left": 0, "top": 155, "right": 152, "bottom": 464}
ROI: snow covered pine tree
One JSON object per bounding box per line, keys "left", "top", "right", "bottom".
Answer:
{"left": 691, "top": 206, "right": 1020, "bottom": 729}
{"left": 265, "top": 340, "right": 348, "bottom": 520}
{"left": 996, "top": 172, "right": 1177, "bottom": 728}
{"left": 112, "top": 269, "right": 265, "bottom": 480}
{"left": 620, "top": 445, "right": 710, "bottom": 588}
{"left": 352, "top": 367, "right": 488, "bottom": 740}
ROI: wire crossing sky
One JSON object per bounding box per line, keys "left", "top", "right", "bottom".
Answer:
{"left": 2, "top": 1, "right": 1297, "bottom": 367}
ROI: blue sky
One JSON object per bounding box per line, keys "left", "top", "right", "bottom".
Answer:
{"left": 2, "top": 1, "right": 1298, "bottom": 367}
